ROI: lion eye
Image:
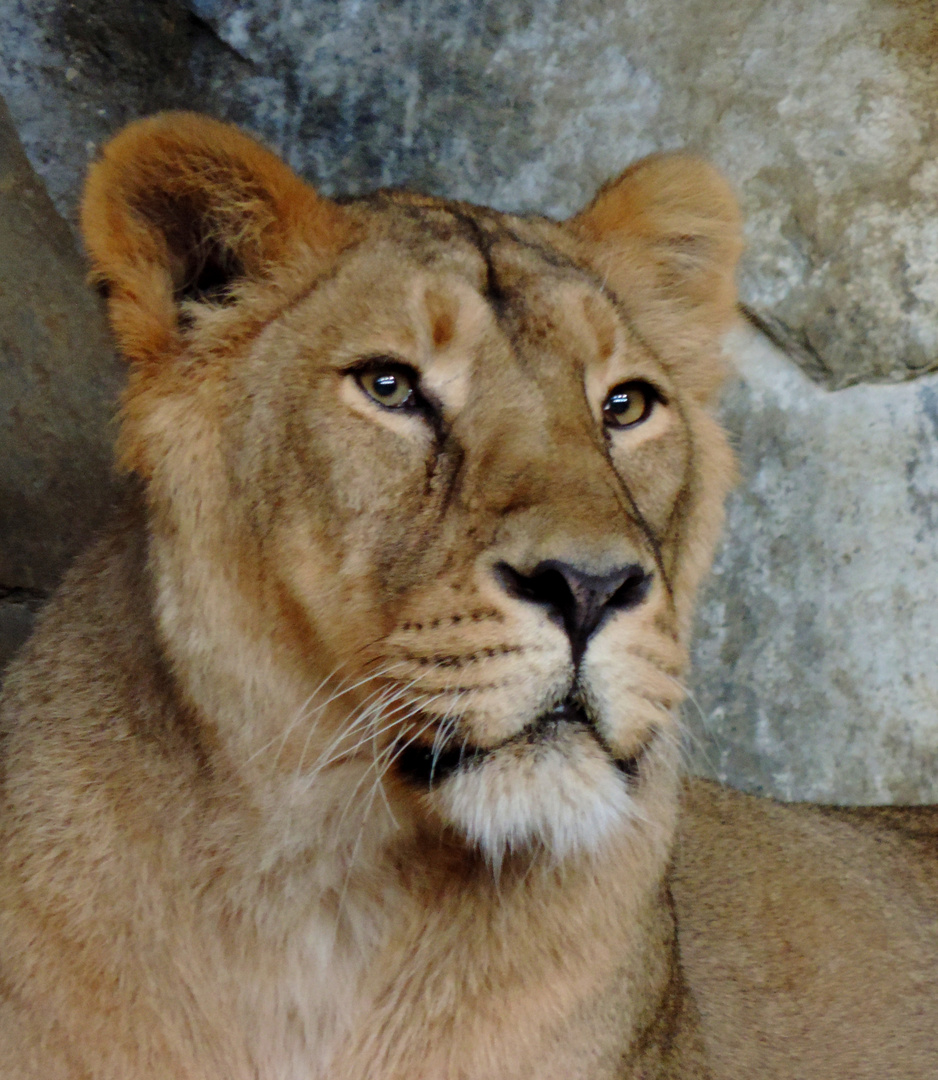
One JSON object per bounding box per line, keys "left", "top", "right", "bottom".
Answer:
{"left": 603, "top": 381, "right": 657, "bottom": 430}
{"left": 356, "top": 365, "right": 418, "bottom": 410}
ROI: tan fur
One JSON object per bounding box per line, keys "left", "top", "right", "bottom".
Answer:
{"left": 0, "top": 113, "right": 934, "bottom": 1078}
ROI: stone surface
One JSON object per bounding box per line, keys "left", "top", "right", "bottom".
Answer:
{"left": 690, "top": 328, "right": 938, "bottom": 804}
{"left": 1, "top": 0, "right": 936, "bottom": 387}
{"left": 0, "top": 94, "right": 123, "bottom": 674}
{"left": 0, "top": 0, "right": 251, "bottom": 227}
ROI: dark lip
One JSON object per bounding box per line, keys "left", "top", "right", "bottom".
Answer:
{"left": 394, "top": 698, "right": 653, "bottom": 787}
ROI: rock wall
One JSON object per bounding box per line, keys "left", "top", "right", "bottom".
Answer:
{"left": 1, "top": 0, "right": 936, "bottom": 802}
{"left": 692, "top": 329, "right": 938, "bottom": 803}
{"left": 0, "top": 96, "right": 123, "bottom": 671}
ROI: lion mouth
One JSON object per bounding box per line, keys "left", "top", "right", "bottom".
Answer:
{"left": 394, "top": 697, "right": 651, "bottom": 787}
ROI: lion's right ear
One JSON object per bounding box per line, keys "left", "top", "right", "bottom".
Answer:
{"left": 81, "top": 112, "right": 351, "bottom": 364}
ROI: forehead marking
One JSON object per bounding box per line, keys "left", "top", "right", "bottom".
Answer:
{"left": 442, "top": 208, "right": 511, "bottom": 312}
{"left": 264, "top": 194, "right": 671, "bottom": 390}
{"left": 351, "top": 193, "right": 663, "bottom": 368}
{"left": 434, "top": 211, "right": 673, "bottom": 390}
{"left": 478, "top": 218, "right": 677, "bottom": 383}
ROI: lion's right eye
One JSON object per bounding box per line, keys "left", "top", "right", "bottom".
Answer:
{"left": 355, "top": 364, "right": 418, "bottom": 410}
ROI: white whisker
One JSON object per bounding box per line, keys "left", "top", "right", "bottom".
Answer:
{"left": 290, "top": 666, "right": 416, "bottom": 786}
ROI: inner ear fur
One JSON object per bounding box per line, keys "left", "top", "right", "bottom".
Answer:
{"left": 81, "top": 112, "right": 351, "bottom": 364}
{"left": 569, "top": 154, "right": 743, "bottom": 396}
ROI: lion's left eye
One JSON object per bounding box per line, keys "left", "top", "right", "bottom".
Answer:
{"left": 356, "top": 364, "right": 418, "bottom": 410}
{"left": 602, "top": 381, "right": 658, "bottom": 430}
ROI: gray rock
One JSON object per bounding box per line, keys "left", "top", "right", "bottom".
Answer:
{"left": 689, "top": 328, "right": 938, "bottom": 804}
{"left": 0, "top": 94, "right": 123, "bottom": 677}
{"left": 0, "top": 0, "right": 252, "bottom": 226}
{"left": 1, "top": 0, "right": 936, "bottom": 386}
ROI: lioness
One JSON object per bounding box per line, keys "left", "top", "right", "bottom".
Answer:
{"left": 0, "top": 113, "right": 935, "bottom": 1079}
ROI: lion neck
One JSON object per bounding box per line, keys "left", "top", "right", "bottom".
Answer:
{"left": 137, "top": 474, "right": 699, "bottom": 1077}
{"left": 320, "top": 845, "right": 700, "bottom": 1080}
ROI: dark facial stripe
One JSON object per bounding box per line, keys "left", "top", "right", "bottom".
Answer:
{"left": 659, "top": 392, "right": 698, "bottom": 572}
{"left": 600, "top": 440, "right": 676, "bottom": 605}
{"left": 444, "top": 208, "right": 511, "bottom": 311}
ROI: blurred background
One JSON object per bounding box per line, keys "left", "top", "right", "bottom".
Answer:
{"left": 1, "top": 0, "right": 936, "bottom": 803}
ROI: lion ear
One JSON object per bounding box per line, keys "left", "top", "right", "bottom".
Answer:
{"left": 81, "top": 112, "right": 351, "bottom": 364}
{"left": 569, "top": 153, "right": 743, "bottom": 352}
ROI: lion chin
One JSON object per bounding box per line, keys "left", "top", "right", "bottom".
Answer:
{"left": 388, "top": 699, "right": 657, "bottom": 865}
{"left": 430, "top": 745, "right": 640, "bottom": 866}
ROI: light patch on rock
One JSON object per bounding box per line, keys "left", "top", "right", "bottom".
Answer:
{"left": 690, "top": 328, "right": 938, "bottom": 804}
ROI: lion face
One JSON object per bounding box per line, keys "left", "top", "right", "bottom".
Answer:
{"left": 82, "top": 115, "right": 741, "bottom": 865}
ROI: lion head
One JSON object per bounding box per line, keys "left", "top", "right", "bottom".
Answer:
{"left": 82, "top": 114, "right": 741, "bottom": 869}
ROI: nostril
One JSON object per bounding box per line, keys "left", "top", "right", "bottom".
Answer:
{"left": 495, "top": 562, "right": 575, "bottom": 614}
{"left": 493, "top": 561, "right": 528, "bottom": 601}
{"left": 608, "top": 566, "right": 653, "bottom": 611}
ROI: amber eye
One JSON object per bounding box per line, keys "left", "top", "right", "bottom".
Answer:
{"left": 356, "top": 364, "right": 418, "bottom": 410}
{"left": 602, "top": 381, "right": 657, "bottom": 429}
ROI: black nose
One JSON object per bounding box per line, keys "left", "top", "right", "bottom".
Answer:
{"left": 495, "top": 559, "right": 652, "bottom": 663}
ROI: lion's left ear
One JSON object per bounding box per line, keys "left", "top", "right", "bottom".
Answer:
{"left": 569, "top": 154, "right": 743, "bottom": 372}
{"left": 81, "top": 112, "right": 352, "bottom": 366}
